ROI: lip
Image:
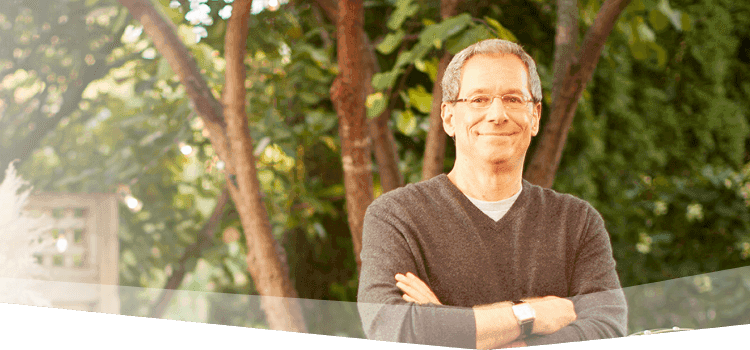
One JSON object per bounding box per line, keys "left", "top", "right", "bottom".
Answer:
{"left": 478, "top": 132, "right": 517, "bottom": 136}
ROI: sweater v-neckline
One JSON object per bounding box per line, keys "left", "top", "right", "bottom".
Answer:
{"left": 435, "top": 174, "right": 530, "bottom": 230}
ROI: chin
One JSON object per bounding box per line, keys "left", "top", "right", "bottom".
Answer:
{"left": 484, "top": 152, "right": 525, "bottom": 168}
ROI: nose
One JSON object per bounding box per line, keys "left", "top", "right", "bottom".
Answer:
{"left": 486, "top": 97, "right": 509, "bottom": 124}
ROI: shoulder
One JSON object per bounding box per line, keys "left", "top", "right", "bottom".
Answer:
{"left": 522, "top": 179, "right": 598, "bottom": 216}
{"left": 367, "top": 174, "right": 456, "bottom": 215}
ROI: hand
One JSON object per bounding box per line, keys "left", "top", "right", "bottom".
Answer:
{"left": 523, "top": 296, "right": 577, "bottom": 335}
{"left": 499, "top": 340, "right": 527, "bottom": 348}
{"left": 395, "top": 272, "right": 442, "bottom": 305}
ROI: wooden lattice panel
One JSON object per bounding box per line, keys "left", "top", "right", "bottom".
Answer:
{"left": 25, "top": 193, "right": 119, "bottom": 314}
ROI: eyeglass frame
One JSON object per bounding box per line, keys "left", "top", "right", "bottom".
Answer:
{"left": 449, "top": 93, "right": 535, "bottom": 111}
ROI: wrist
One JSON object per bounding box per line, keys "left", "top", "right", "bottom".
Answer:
{"left": 511, "top": 300, "right": 536, "bottom": 338}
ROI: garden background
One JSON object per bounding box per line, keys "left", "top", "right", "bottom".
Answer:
{"left": 2, "top": 0, "right": 750, "bottom": 340}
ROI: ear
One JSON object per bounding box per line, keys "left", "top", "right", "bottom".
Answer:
{"left": 530, "top": 102, "right": 541, "bottom": 136}
{"left": 441, "top": 102, "right": 456, "bottom": 138}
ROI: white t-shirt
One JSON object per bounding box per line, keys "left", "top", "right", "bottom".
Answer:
{"left": 465, "top": 186, "right": 522, "bottom": 221}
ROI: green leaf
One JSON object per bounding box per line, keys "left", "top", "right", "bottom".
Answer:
{"left": 445, "top": 25, "right": 495, "bottom": 55}
{"left": 312, "top": 222, "right": 327, "bottom": 239}
{"left": 319, "top": 184, "right": 345, "bottom": 198}
{"left": 122, "top": 249, "right": 137, "bottom": 266}
{"left": 630, "top": 0, "right": 646, "bottom": 12}
{"left": 299, "top": 92, "right": 321, "bottom": 104}
{"left": 394, "top": 49, "right": 414, "bottom": 68}
{"left": 424, "top": 57, "right": 439, "bottom": 82}
{"left": 407, "top": 85, "right": 433, "bottom": 114}
{"left": 418, "top": 13, "right": 473, "bottom": 48}
{"left": 195, "top": 196, "right": 216, "bottom": 218}
{"left": 648, "top": 9, "right": 670, "bottom": 32}
{"left": 372, "top": 69, "right": 401, "bottom": 90}
{"left": 637, "top": 19, "right": 655, "bottom": 42}
{"left": 680, "top": 13, "right": 692, "bottom": 32}
{"left": 387, "top": 0, "right": 419, "bottom": 31}
{"left": 366, "top": 92, "right": 388, "bottom": 119}
{"left": 651, "top": 232, "right": 674, "bottom": 243}
{"left": 399, "top": 90, "right": 410, "bottom": 107}
{"left": 629, "top": 41, "right": 650, "bottom": 60}
{"left": 395, "top": 109, "right": 417, "bottom": 135}
{"left": 177, "top": 184, "right": 196, "bottom": 194}
{"left": 484, "top": 16, "right": 517, "bottom": 42}
{"left": 649, "top": 42, "right": 668, "bottom": 68}
{"left": 377, "top": 30, "right": 405, "bottom": 55}
{"left": 299, "top": 44, "right": 330, "bottom": 67}
{"left": 657, "top": 0, "right": 684, "bottom": 31}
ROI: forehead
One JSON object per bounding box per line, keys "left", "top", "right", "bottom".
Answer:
{"left": 459, "top": 54, "right": 530, "bottom": 96}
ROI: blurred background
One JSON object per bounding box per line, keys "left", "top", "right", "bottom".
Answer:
{"left": 1, "top": 0, "right": 749, "bottom": 338}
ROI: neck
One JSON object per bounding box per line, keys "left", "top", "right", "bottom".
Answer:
{"left": 447, "top": 157, "right": 524, "bottom": 201}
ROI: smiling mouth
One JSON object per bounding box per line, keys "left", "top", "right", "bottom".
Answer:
{"left": 479, "top": 132, "right": 517, "bottom": 136}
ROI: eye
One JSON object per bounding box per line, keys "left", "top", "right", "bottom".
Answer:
{"left": 470, "top": 95, "right": 491, "bottom": 104}
{"left": 503, "top": 95, "right": 523, "bottom": 104}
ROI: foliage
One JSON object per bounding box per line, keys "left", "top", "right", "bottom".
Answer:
{"left": 549, "top": 0, "right": 750, "bottom": 332}
{"left": 2, "top": 0, "right": 750, "bottom": 337}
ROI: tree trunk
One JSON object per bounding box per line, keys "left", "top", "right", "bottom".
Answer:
{"left": 524, "top": 0, "right": 632, "bottom": 188}
{"left": 314, "top": 0, "right": 403, "bottom": 193}
{"left": 421, "top": 52, "right": 452, "bottom": 180}
{"left": 222, "top": 0, "right": 306, "bottom": 332}
{"left": 551, "top": 0, "right": 579, "bottom": 106}
{"left": 363, "top": 36, "right": 404, "bottom": 193}
{"left": 421, "top": 0, "right": 461, "bottom": 181}
{"left": 118, "top": 0, "right": 306, "bottom": 332}
{"left": 331, "top": 0, "right": 374, "bottom": 270}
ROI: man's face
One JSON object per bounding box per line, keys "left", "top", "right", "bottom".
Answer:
{"left": 441, "top": 54, "right": 541, "bottom": 168}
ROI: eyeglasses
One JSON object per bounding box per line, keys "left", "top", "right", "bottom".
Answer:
{"left": 452, "top": 94, "right": 533, "bottom": 111}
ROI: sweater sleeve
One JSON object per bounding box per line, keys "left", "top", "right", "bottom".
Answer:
{"left": 525, "top": 205, "right": 628, "bottom": 346}
{"left": 357, "top": 202, "right": 477, "bottom": 348}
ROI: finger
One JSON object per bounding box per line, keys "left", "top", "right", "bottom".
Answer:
{"left": 402, "top": 294, "right": 420, "bottom": 304}
{"left": 405, "top": 272, "right": 441, "bottom": 304}
{"left": 405, "top": 272, "right": 424, "bottom": 285}
{"left": 396, "top": 281, "right": 431, "bottom": 303}
{"left": 404, "top": 273, "right": 433, "bottom": 295}
{"left": 398, "top": 272, "right": 442, "bottom": 305}
{"left": 401, "top": 289, "right": 428, "bottom": 305}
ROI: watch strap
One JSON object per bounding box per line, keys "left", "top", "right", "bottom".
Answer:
{"left": 511, "top": 300, "right": 534, "bottom": 338}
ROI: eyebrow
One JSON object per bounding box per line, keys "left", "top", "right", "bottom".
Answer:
{"left": 462, "top": 88, "right": 530, "bottom": 98}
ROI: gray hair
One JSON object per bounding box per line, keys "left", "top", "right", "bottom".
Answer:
{"left": 441, "top": 39, "right": 542, "bottom": 104}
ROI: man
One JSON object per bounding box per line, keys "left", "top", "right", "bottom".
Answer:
{"left": 357, "top": 39, "right": 628, "bottom": 349}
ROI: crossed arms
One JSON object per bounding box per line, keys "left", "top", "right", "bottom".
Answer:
{"left": 396, "top": 272, "right": 577, "bottom": 348}
{"left": 357, "top": 195, "right": 628, "bottom": 349}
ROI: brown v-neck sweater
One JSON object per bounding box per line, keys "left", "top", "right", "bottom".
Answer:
{"left": 357, "top": 175, "right": 627, "bottom": 348}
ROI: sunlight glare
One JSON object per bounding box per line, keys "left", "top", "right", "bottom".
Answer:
{"left": 125, "top": 196, "right": 139, "bottom": 209}
{"left": 180, "top": 144, "right": 193, "bottom": 155}
{"left": 55, "top": 237, "right": 68, "bottom": 253}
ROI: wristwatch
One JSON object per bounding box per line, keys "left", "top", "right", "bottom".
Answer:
{"left": 511, "top": 300, "right": 535, "bottom": 338}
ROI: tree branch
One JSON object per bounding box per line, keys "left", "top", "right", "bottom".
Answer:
{"left": 119, "top": 0, "right": 306, "bottom": 332}
{"left": 117, "top": 0, "right": 226, "bottom": 131}
{"left": 422, "top": 0, "right": 461, "bottom": 180}
{"left": 0, "top": 18, "right": 132, "bottom": 169}
{"left": 148, "top": 186, "right": 229, "bottom": 318}
{"left": 551, "top": 0, "right": 578, "bottom": 106}
{"left": 0, "top": 54, "right": 134, "bottom": 169}
{"left": 524, "top": 0, "right": 632, "bottom": 188}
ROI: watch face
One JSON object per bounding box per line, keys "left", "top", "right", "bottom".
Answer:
{"left": 512, "top": 303, "right": 535, "bottom": 321}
